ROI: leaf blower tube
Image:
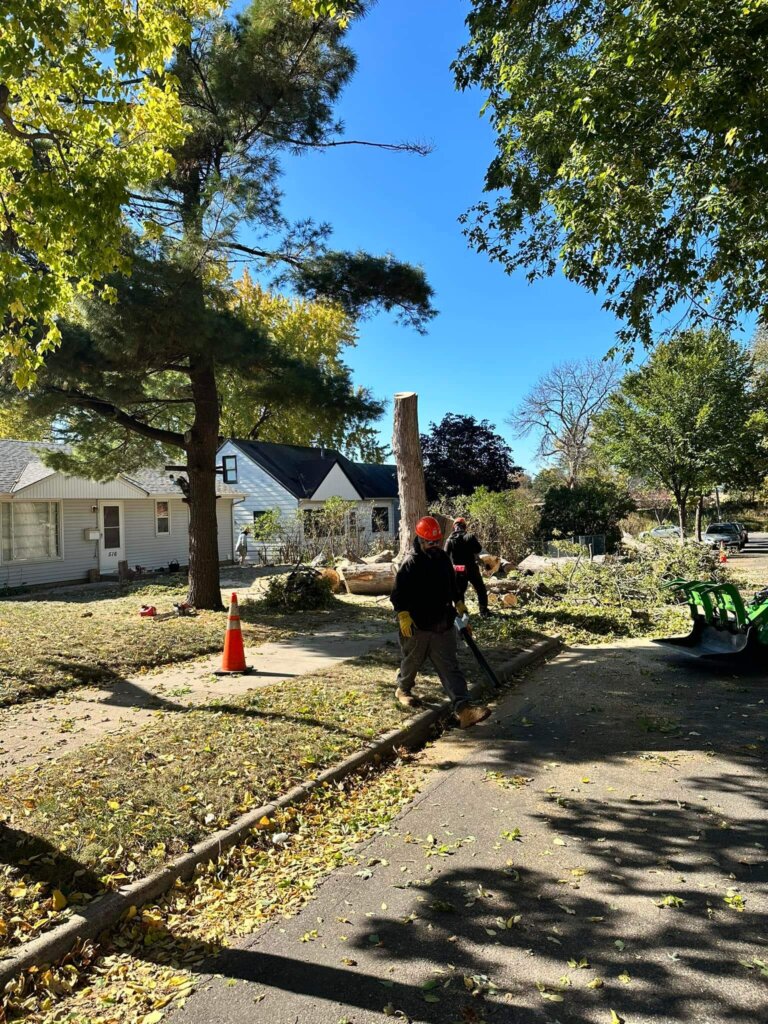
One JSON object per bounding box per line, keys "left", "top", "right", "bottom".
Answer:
{"left": 455, "top": 614, "right": 502, "bottom": 691}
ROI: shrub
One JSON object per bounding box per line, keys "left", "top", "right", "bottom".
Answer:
{"left": 430, "top": 486, "right": 539, "bottom": 562}
{"left": 539, "top": 481, "right": 635, "bottom": 552}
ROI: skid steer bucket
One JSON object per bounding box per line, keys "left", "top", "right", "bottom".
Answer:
{"left": 653, "top": 616, "right": 762, "bottom": 659}
{"left": 654, "top": 580, "right": 768, "bottom": 662}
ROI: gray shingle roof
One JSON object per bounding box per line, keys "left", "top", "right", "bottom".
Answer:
{"left": 0, "top": 440, "right": 59, "bottom": 494}
{"left": 125, "top": 466, "right": 244, "bottom": 497}
{"left": 0, "top": 440, "right": 243, "bottom": 498}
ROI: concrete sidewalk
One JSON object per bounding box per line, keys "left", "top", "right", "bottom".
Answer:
{"left": 170, "top": 639, "right": 768, "bottom": 1024}
{"left": 0, "top": 623, "right": 391, "bottom": 778}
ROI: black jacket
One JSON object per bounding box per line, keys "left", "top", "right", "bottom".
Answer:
{"left": 390, "top": 538, "right": 460, "bottom": 630}
{"left": 445, "top": 529, "right": 482, "bottom": 571}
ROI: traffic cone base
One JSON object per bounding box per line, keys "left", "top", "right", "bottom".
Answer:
{"left": 214, "top": 591, "right": 254, "bottom": 676}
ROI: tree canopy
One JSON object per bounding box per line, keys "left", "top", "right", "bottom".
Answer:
{"left": 455, "top": 1, "right": 768, "bottom": 348}
{"left": 593, "top": 329, "right": 765, "bottom": 534}
{"left": 0, "top": 0, "right": 216, "bottom": 384}
{"left": 222, "top": 272, "right": 386, "bottom": 461}
{"left": 420, "top": 413, "right": 521, "bottom": 499}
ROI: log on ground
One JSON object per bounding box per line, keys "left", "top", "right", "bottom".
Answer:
{"left": 340, "top": 562, "right": 396, "bottom": 595}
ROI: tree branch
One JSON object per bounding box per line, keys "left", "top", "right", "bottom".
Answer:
{"left": 220, "top": 240, "right": 301, "bottom": 266}
{"left": 259, "top": 132, "right": 432, "bottom": 155}
{"left": 49, "top": 387, "right": 184, "bottom": 448}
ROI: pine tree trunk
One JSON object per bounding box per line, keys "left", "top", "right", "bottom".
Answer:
{"left": 392, "top": 392, "right": 427, "bottom": 563}
{"left": 186, "top": 358, "right": 224, "bottom": 611}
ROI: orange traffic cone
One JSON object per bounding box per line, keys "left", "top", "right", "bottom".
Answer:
{"left": 215, "top": 592, "right": 253, "bottom": 675}
{"left": 719, "top": 542, "right": 728, "bottom": 565}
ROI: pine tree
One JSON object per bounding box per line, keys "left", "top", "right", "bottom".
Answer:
{"left": 2, "top": 2, "right": 434, "bottom": 608}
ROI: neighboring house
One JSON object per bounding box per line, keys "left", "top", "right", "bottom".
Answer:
{"left": 0, "top": 440, "right": 244, "bottom": 589}
{"left": 217, "top": 438, "right": 399, "bottom": 556}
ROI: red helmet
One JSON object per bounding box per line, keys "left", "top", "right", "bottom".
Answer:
{"left": 415, "top": 516, "right": 442, "bottom": 541}
{"left": 453, "top": 517, "right": 467, "bottom": 527}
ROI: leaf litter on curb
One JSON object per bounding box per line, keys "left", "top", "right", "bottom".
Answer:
{"left": 1, "top": 758, "right": 427, "bottom": 1023}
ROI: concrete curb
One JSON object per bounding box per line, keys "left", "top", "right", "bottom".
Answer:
{"left": 0, "top": 635, "right": 560, "bottom": 988}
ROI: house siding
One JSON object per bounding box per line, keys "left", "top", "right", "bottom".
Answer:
{"left": 13, "top": 475, "right": 146, "bottom": 501}
{"left": 216, "top": 441, "right": 400, "bottom": 562}
{"left": 123, "top": 499, "right": 189, "bottom": 570}
{"left": 123, "top": 499, "right": 235, "bottom": 570}
{"left": 0, "top": 498, "right": 237, "bottom": 588}
{"left": 310, "top": 462, "right": 361, "bottom": 501}
{"left": 218, "top": 441, "right": 298, "bottom": 562}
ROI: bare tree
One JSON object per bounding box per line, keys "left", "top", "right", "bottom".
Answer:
{"left": 509, "top": 358, "right": 622, "bottom": 487}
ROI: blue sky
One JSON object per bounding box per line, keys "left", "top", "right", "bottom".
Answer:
{"left": 265, "top": 0, "right": 623, "bottom": 471}
{"left": 242, "top": 0, "right": 751, "bottom": 471}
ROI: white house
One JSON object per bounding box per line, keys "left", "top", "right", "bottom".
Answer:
{"left": 0, "top": 440, "right": 244, "bottom": 589}
{"left": 217, "top": 438, "right": 399, "bottom": 555}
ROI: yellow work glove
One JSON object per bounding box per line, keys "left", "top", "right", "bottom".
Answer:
{"left": 455, "top": 600, "right": 468, "bottom": 617}
{"left": 398, "top": 611, "right": 415, "bottom": 638}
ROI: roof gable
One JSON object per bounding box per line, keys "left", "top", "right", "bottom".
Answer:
{"left": 310, "top": 461, "right": 362, "bottom": 501}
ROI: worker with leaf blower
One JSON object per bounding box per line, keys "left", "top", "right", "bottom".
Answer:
{"left": 390, "top": 516, "right": 491, "bottom": 729}
{"left": 445, "top": 516, "right": 492, "bottom": 618}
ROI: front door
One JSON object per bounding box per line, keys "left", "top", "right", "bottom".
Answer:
{"left": 99, "top": 502, "right": 125, "bottom": 573}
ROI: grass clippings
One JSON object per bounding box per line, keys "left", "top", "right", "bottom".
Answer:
{"left": 0, "top": 579, "right": 388, "bottom": 707}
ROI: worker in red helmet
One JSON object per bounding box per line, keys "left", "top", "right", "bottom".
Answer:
{"left": 445, "top": 516, "right": 492, "bottom": 618}
{"left": 390, "top": 515, "right": 491, "bottom": 729}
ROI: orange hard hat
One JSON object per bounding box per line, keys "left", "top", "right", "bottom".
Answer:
{"left": 415, "top": 516, "right": 442, "bottom": 541}
{"left": 453, "top": 517, "right": 467, "bottom": 527}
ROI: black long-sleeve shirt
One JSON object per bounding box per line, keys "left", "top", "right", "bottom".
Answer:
{"left": 444, "top": 530, "right": 482, "bottom": 569}
{"left": 390, "top": 538, "right": 460, "bottom": 630}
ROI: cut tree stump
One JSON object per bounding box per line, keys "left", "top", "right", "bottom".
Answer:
{"left": 340, "top": 562, "right": 396, "bottom": 595}
{"left": 392, "top": 392, "right": 428, "bottom": 563}
{"left": 318, "top": 568, "right": 343, "bottom": 594}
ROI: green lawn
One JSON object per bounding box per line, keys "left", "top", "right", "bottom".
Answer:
{"left": 0, "top": 577, "right": 388, "bottom": 707}
{"left": 0, "top": 632, "right": 521, "bottom": 958}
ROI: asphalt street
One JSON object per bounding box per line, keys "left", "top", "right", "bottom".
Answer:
{"left": 170, "top": 636, "right": 768, "bottom": 1024}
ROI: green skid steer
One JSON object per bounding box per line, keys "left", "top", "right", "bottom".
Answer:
{"left": 654, "top": 579, "right": 768, "bottom": 661}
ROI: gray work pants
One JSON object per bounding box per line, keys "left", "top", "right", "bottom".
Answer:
{"left": 396, "top": 627, "right": 470, "bottom": 711}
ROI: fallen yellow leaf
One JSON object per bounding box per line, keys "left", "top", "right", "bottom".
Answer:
{"left": 51, "top": 889, "right": 67, "bottom": 911}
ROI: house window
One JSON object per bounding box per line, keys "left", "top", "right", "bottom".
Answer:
{"left": 253, "top": 510, "right": 268, "bottom": 525}
{"left": 156, "top": 500, "right": 170, "bottom": 535}
{"left": 372, "top": 506, "right": 390, "bottom": 533}
{"left": 0, "top": 501, "right": 61, "bottom": 562}
{"left": 222, "top": 455, "right": 238, "bottom": 484}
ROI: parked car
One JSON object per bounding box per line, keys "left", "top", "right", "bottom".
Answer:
{"left": 639, "top": 525, "right": 682, "bottom": 540}
{"left": 703, "top": 522, "right": 741, "bottom": 550}
{"left": 731, "top": 521, "right": 749, "bottom": 548}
